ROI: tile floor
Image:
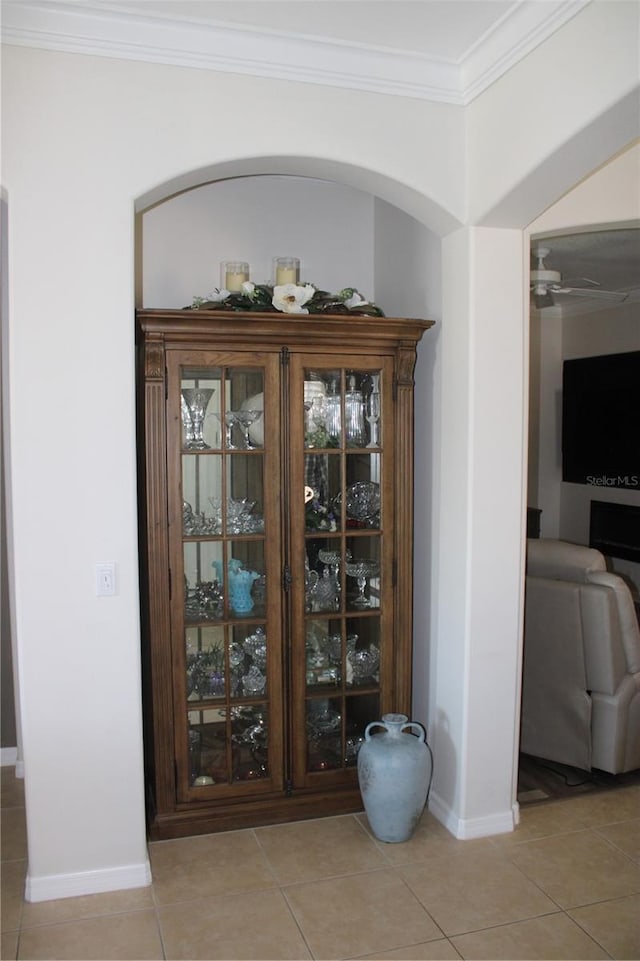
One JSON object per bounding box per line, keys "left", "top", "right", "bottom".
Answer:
{"left": 1, "top": 766, "right": 639, "bottom": 960}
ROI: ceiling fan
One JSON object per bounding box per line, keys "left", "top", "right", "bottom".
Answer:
{"left": 530, "top": 246, "right": 629, "bottom": 309}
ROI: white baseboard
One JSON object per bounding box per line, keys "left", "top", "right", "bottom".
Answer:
{"left": 429, "top": 790, "right": 517, "bottom": 839}
{"left": 25, "top": 859, "right": 152, "bottom": 903}
{"left": 1, "top": 746, "right": 25, "bottom": 777}
{"left": 1, "top": 746, "right": 18, "bottom": 767}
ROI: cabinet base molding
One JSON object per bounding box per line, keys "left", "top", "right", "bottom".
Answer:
{"left": 25, "top": 860, "right": 152, "bottom": 903}
{"left": 148, "top": 787, "right": 365, "bottom": 840}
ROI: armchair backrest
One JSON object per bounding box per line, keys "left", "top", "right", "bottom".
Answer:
{"left": 522, "top": 538, "right": 640, "bottom": 772}
{"left": 526, "top": 538, "right": 640, "bottom": 682}
{"left": 526, "top": 538, "right": 606, "bottom": 581}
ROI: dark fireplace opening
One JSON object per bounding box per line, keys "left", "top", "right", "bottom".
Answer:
{"left": 589, "top": 500, "right": 640, "bottom": 564}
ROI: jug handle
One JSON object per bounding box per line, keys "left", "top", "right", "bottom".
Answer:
{"left": 401, "top": 721, "right": 426, "bottom": 742}
{"left": 364, "top": 720, "right": 426, "bottom": 742}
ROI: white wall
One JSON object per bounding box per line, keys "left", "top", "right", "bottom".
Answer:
{"left": 371, "top": 199, "right": 443, "bottom": 730}
{"left": 467, "top": 1, "right": 640, "bottom": 227}
{"left": 2, "top": 0, "right": 638, "bottom": 898}
{"left": 563, "top": 301, "right": 640, "bottom": 359}
{"left": 142, "top": 176, "right": 376, "bottom": 308}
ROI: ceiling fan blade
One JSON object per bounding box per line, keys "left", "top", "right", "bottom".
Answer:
{"left": 560, "top": 276, "right": 601, "bottom": 288}
{"left": 555, "top": 287, "right": 628, "bottom": 301}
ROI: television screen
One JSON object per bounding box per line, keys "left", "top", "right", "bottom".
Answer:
{"left": 562, "top": 351, "right": 640, "bottom": 489}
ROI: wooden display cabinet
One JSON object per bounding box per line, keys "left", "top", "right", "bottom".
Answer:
{"left": 136, "top": 309, "right": 432, "bottom": 839}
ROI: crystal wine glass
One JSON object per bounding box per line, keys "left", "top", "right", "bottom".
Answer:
{"left": 235, "top": 409, "right": 262, "bottom": 449}
{"left": 345, "top": 559, "right": 380, "bottom": 608}
{"left": 214, "top": 410, "right": 239, "bottom": 449}
{"left": 366, "top": 387, "right": 381, "bottom": 448}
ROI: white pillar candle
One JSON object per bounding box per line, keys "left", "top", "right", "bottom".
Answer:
{"left": 276, "top": 266, "right": 298, "bottom": 285}
{"left": 221, "top": 261, "right": 249, "bottom": 292}
{"left": 273, "top": 257, "right": 300, "bottom": 287}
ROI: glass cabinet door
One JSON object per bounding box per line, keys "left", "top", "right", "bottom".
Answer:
{"left": 290, "top": 357, "right": 394, "bottom": 784}
{"left": 166, "top": 353, "right": 283, "bottom": 802}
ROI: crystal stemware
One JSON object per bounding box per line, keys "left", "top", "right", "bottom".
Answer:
{"left": 181, "top": 388, "right": 215, "bottom": 450}
{"left": 347, "top": 645, "right": 380, "bottom": 682}
{"left": 213, "top": 410, "right": 239, "bottom": 449}
{"left": 318, "top": 548, "right": 352, "bottom": 603}
{"left": 226, "top": 498, "right": 256, "bottom": 533}
{"left": 234, "top": 409, "right": 262, "bottom": 449}
{"left": 344, "top": 375, "right": 366, "bottom": 447}
{"left": 345, "top": 559, "right": 380, "bottom": 608}
{"left": 366, "top": 383, "right": 381, "bottom": 447}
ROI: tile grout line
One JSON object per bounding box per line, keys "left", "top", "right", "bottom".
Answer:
{"left": 566, "top": 905, "right": 619, "bottom": 961}
{"left": 278, "top": 884, "right": 320, "bottom": 961}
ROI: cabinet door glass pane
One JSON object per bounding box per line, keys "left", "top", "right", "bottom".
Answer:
{"left": 345, "top": 535, "right": 381, "bottom": 611}
{"left": 307, "top": 696, "right": 343, "bottom": 771}
{"left": 232, "top": 703, "right": 269, "bottom": 781}
{"left": 183, "top": 455, "right": 223, "bottom": 535}
{"left": 300, "top": 364, "right": 385, "bottom": 779}
{"left": 187, "top": 709, "right": 227, "bottom": 786}
{"left": 181, "top": 369, "right": 221, "bottom": 450}
{"left": 179, "top": 361, "right": 272, "bottom": 794}
{"left": 187, "top": 626, "right": 226, "bottom": 702}
{"left": 304, "top": 370, "right": 381, "bottom": 450}
{"left": 221, "top": 368, "right": 264, "bottom": 450}
{"left": 304, "top": 454, "right": 341, "bottom": 532}
{"left": 343, "top": 453, "right": 381, "bottom": 530}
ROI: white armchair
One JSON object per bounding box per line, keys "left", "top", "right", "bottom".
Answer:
{"left": 521, "top": 538, "right": 640, "bottom": 774}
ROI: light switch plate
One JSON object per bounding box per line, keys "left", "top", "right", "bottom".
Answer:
{"left": 96, "top": 562, "right": 116, "bottom": 596}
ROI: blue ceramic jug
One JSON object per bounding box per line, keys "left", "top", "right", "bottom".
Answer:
{"left": 357, "top": 713, "right": 432, "bottom": 842}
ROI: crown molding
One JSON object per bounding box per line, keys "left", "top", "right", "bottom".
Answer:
{"left": 1, "top": 0, "right": 589, "bottom": 105}
{"left": 462, "top": 0, "right": 589, "bottom": 102}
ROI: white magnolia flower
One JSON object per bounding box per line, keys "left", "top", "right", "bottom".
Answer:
{"left": 344, "top": 290, "right": 368, "bottom": 310}
{"left": 272, "top": 283, "right": 316, "bottom": 314}
{"left": 206, "top": 288, "right": 230, "bottom": 302}
{"left": 241, "top": 281, "right": 255, "bottom": 296}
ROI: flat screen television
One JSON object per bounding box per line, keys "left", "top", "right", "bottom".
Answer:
{"left": 562, "top": 350, "right": 640, "bottom": 489}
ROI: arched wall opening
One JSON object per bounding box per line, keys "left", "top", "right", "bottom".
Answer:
{"left": 133, "top": 152, "right": 533, "bottom": 841}
{"left": 134, "top": 161, "right": 449, "bottom": 806}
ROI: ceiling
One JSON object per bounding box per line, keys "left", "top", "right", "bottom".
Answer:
{"left": 91, "top": 0, "right": 533, "bottom": 59}
{"left": 531, "top": 227, "right": 640, "bottom": 315}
